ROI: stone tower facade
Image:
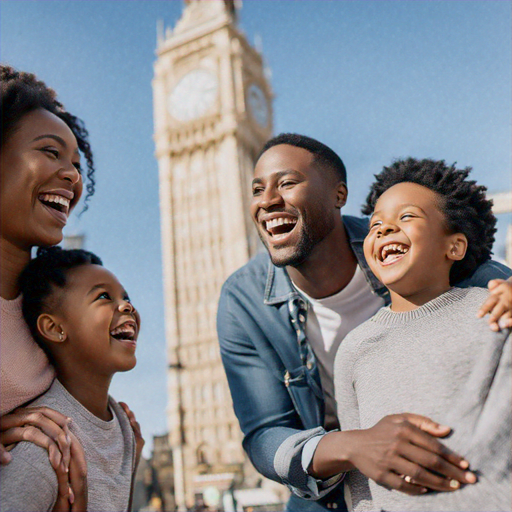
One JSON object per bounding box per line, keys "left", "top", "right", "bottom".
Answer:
{"left": 153, "top": 1, "right": 273, "bottom": 509}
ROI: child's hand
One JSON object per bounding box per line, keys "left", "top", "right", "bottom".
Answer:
{"left": 477, "top": 277, "right": 512, "bottom": 331}
{"left": 119, "top": 402, "right": 145, "bottom": 470}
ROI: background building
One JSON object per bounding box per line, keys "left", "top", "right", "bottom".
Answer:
{"left": 153, "top": 1, "right": 284, "bottom": 509}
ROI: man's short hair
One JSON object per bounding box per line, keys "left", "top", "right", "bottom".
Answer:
{"left": 362, "top": 157, "right": 497, "bottom": 284}
{"left": 259, "top": 133, "right": 347, "bottom": 185}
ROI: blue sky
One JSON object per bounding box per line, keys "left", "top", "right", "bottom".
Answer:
{"left": 1, "top": 0, "right": 510, "bottom": 456}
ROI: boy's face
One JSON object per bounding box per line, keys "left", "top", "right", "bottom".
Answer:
{"left": 52, "top": 264, "right": 140, "bottom": 375}
{"left": 364, "top": 182, "right": 459, "bottom": 297}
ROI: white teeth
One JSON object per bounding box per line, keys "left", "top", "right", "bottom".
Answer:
{"left": 265, "top": 217, "right": 297, "bottom": 230}
{"left": 381, "top": 243, "right": 409, "bottom": 261}
{"left": 40, "top": 194, "right": 71, "bottom": 210}
{"left": 110, "top": 323, "right": 135, "bottom": 337}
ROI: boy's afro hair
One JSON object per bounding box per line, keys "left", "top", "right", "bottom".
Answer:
{"left": 362, "top": 157, "right": 496, "bottom": 284}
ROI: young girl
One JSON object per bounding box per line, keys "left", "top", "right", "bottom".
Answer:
{"left": 0, "top": 246, "right": 143, "bottom": 512}
{"left": 334, "top": 158, "right": 511, "bottom": 511}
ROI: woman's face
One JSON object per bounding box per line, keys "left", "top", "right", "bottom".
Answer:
{"left": 0, "top": 109, "right": 83, "bottom": 250}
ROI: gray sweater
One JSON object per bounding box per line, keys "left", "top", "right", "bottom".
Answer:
{"left": 334, "top": 287, "right": 511, "bottom": 512}
{"left": 0, "top": 379, "right": 135, "bottom": 512}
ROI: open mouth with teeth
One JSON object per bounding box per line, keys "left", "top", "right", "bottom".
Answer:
{"left": 379, "top": 243, "right": 410, "bottom": 265}
{"left": 263, "top": 217, "right": 298, "bottom": 239}
{"left": 39, "top": 193, "right": 71, "bottom": 215}
{"left": 110, "top": 321, "right": 137, "bottom": 346}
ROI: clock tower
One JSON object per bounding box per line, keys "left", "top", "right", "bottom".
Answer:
{"left": 153, "top": 1, "right": 275, "bottom": 509}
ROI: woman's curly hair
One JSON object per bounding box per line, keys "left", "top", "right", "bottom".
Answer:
{"left": 362, "top": 157, "right": 496, "bottom": 284}
{"left": 1, "top": 64, "right": 95, "bottom": 211}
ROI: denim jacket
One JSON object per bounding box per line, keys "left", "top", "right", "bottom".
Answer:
{"left": 217, "top": 215, "right": 511, "bottom": 511}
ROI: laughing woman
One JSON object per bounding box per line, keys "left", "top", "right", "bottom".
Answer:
{"left": 1, "top": 65, "right": 144, "bottom": 511}
{"left": 1, "top": 64, "right": 94, "bottom": 510}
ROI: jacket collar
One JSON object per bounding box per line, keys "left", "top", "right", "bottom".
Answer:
{"left": 263, "top": 215, "right": 389, "bottom": 305}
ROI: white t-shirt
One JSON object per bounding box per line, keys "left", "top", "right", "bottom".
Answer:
{"left": 294, "top": 264, "right": 384, "bottom": 429}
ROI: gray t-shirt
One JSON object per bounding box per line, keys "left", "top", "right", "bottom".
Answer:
{"left": 0, "top": 379, "right": 135, "bottom": 512}
{"left": 334, "top": 287, "right": 511, "bottom": 512}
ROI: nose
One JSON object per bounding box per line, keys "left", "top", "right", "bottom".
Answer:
{"left": 257, "top": 186, "right": 284, "bottom": 210}
{"left": 377, "top": 221, "right": 399, "bottom": 236}
{"left": 118, "top": 300, "right": 135, "bottom": 314}
{"left": 58, "top": 162, "right": 81, "bottom": 185}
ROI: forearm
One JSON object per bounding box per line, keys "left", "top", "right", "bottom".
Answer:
{"left": 309, "top": 430, "right": 356, "bottom": 479}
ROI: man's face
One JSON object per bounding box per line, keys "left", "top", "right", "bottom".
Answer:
{"left": 250, "top": 144, "right": 345, "bottom": 267}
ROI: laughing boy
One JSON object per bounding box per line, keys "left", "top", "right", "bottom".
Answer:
{"left": 334, "top": 158, "right": 511, "bottom": 511}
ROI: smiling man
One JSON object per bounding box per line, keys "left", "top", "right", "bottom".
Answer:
{"left": 216, "top": 134, "right": 511, "bottom": 512}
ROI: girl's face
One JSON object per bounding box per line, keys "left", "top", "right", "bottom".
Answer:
{"left": 0, "top": 109, "right": 83, "bottom": 250}
{"left": 54, "top": 264, "right": 140, "bottom": 375}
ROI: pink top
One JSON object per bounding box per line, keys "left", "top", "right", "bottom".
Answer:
{"left": 0, "top": 295, "right": 55, "bottom": 415}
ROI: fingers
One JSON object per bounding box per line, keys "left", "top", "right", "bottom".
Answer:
{"left": 477, "top": 293, "right": 499, "bottom": 319}
{"left": 401, "top": 413, "right": 451, "bottom": 438}
{"left": 498, "top": 312, "right": 512, "bottom": 330}
{"left": 0, "top": 426, "right": 64, "bottom": 470}
{"left": 379, "top": 471, "right": 427, "bottom": 496}
{"left": 0, "top": 416, "right": 71, "bottom": 473}
{"left": 61, "top": 422, "right": 72, "bottom": 475}
{"left": 68, "top": 432, "right": 87, "bottom": 512}
{"left": 404, "top": 421, "right": 472, "bottom": 474}
{"left": 487, "top": 279, "right": 504, "bottom": 291}
{"left": 119, "top": 402, "right": 143, "bottom": 439}
{"left": 52, "top": 460, "right": 73, "bottom": 512}
{"left": 477, "top": 280, "right": 512, "bottom": 331}
{"left": 119, "top": 401, "right": 145, "bottom": 470}
{"left": 0, "top": 443, "right": 12, "bottom": 465}
{"left": 488, "top": 303, "right": 509, "bottom": 331}
{"left": 0, "top": 406, "right": 69, "bottom": 431}
{"left": 399, "top": 442, "right": 476, "bottom": 490}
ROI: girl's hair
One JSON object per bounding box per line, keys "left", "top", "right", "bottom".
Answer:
{"left": 362, "top": 157, "right": 496, "bottom": 284}
{"left": 19, "top": 246, "right": 102, "bottom": 359}
{"left": 1, "top": 64, "right": 96, "bottom": 211}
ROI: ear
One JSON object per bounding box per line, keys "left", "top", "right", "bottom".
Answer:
{"left": 335, "top": 182, "right": 348, "bottom": 209}
{"left": 447, "top": 233, "right": 468, "bottom": 261}
{"left": 37, "top": 314, "right": 67, "bottom": 344}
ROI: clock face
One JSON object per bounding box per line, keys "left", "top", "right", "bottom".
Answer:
{"left": 168, "top": 69, "right": 218, "bottom": 122}
{"left": 248, "top": 84, "right": 269, "bottom": 127}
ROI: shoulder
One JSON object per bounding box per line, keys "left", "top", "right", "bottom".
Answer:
{"left": 342, "top": 215, "right": 369, "bottom": 240}
{"left": 221, "top": 252, "right": 269, "bottom": 293}
{"left": 0, "top": 441, "right": 57, "bottom": 509}
{"left": 335, "top": 316, "right": 384, "bottom": 364}
{"left": 219, "top": 253, "right": 270, "bottom": 310}
{"left": 458, "top": 259, "right": 511, "bottom": 288}
{"left": 444, "top": 286, "right": 490, "bottom": 315}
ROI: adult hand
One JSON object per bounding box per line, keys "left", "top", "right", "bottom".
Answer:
{"left": 477, "top": 278, "right": 512, "bottom": 331}
{"left": 0, "top": 407, "right": 71, "bottom": 472}
{"left": 0, "top": 407, "right": 88, "bottom": 511}
{"left": 119, "top": 402, "right": 145, "bottom": 471}
{"left": 311, "top": 413, "right": 476, "bottom": 495}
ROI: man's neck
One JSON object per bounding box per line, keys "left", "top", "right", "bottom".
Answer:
{"left": 0, "top": 238, "right": 31, "bottom": 300}
{"left": 57, "top": 366, "right": 113, "bottom": 421}
{"left": 287, "top": 221, "right": 357, "bottom": 299}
